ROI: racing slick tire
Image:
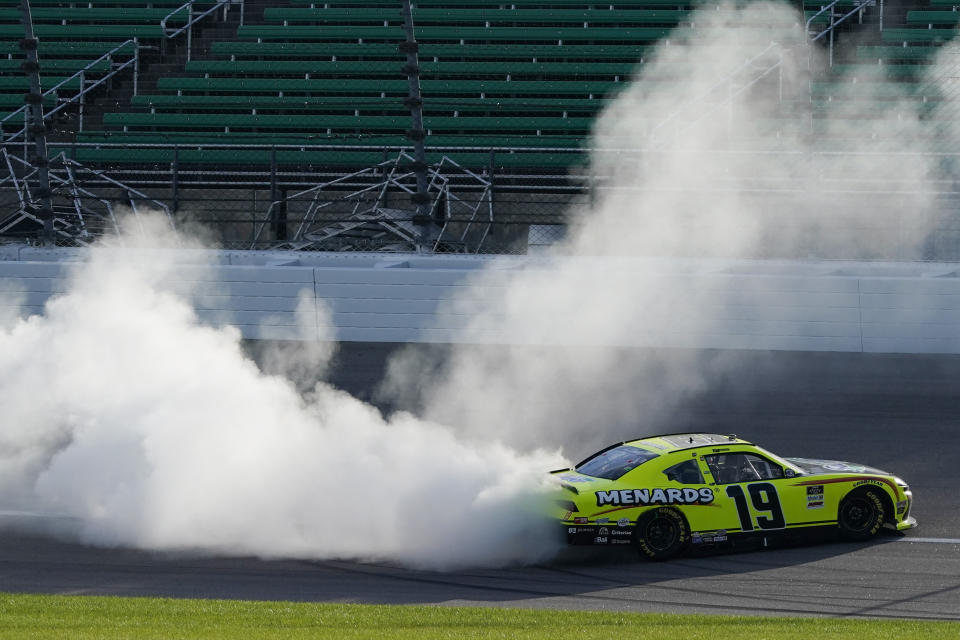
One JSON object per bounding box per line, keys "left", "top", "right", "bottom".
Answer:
{"left": 635, "top": 507, "right": 689, "bottom": 561}
{"left": 838, "top": 487, "right": 886, "bottom": 541}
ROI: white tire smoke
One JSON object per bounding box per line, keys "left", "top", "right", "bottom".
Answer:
{"left": 0, "top": 218, "right": 566, "bottom": 569}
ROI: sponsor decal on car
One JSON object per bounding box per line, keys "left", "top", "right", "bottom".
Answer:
{"left": 596, "top": 518, "right": 610, "bottom": 524}
{"left": 854, "top": 479, "right": 885, "bottom": 488}
{"left": 807, "top": 485, "right": 824, "bottom": 509}
{"left": 610, "top": 538, "right": 632, "bottom": 545}
{"left": 594, "top": 536, "right": 608, "bottom": 544}
{"left": 574, "top": 517, "right": 588, "bottom": 524}
{"left": 617, "top": 517, "right": 630, "bottom": 526}
{"left": 598, "top": 527, "right": 609, "bottom": 535}
{"left": 692, "top": 529, "right": 729, "bottom": 544}
{"left": 792, "top": 475, "right": 899, "bottom": 496}
{"left": 595, "top": 487, "right": 715, "bottom": 507}
{"left": 568, "top": 527, "right": 596, "bottom": 535}
{"left": 611, "top": 528, "right": 632, "bottom": 537}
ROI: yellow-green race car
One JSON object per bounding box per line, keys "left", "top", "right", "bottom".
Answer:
{"left": 550, "top": 433, "right": 916, "bottom": 560}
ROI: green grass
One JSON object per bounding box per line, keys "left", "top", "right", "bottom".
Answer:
{"left": 0, "top": 593, "right": 956, "bottom": 639}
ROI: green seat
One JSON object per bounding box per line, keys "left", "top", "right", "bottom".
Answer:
{"left": 236, "top": 24, "right": 677, "bottom": 42}
{"left": 211, "top": 41, "right": 652, "bottom": 60}
{"left": 802, "top": 0, "right": 872, "bottom": 8}
{"left": 0, "top": 7, "right": 186, "bottom": 22}
{"left": 0, "top": 76, "right": 81, "bottom": 89}
{"left": 131, "top": 93, "right": 609, "bottom": 113}
{"left": 907, "top": 10, "right": 960, "bottom": 26}
{"left": 0, "top": 0, "right": 208, "bottom": 5}
{"left": 0, "top": 58, "right": 112, "bottom": 73}
{"left": 880, "top": 28, "right": 956, "bottom": 44}
{"left": 288, "top": 0, "right": 700, "bottom": 6}
{"left": 104, "top": 112, "right": 413, "bottom": 131}
{"left": 156, "top": 76, "right": 625, "bottom": 96}
{"left": 856, "top": 45, "right": 941, "bottom": 61}
{"left": 828, "top": 64, "right": 927, "bottom": 81}
{"left": 811, "top": 101, "right": 939, "bottom": 117}
{"left": 70, "top": 129, "right": 586, "bottom": 169}
{"left": 0, "top": 41, "right": 135, "bottom": 56}
{"left": 0, "top": 23, "right": 163, "bottom": 38}
{"left": 70, "top": 144, "right": 583, "bottom": 169}
{"left": 810, "top": 81, "right": 938, "bottom": 99}
{"left": 72, "top": 146, "right": 387, "bottom": 167}
{"left": 132, "top": 94, "right": 407, "bottom": 109}
{"left": 185, "top": 59, "right": 639, "bottom": 77}
{"left": 211, "top": 41, "right": 401, "bottom": 58}
{"left": 0, "top": 93, "right": 55, "bottom": 108}
{"left": 264, "top": 7, "right": 691, "bottom": 24}
{"left": 103, "top": 111, "right": 596, "bottom": 133}
{"left": 76, "top": 131, "right": 585, "bottom": 148}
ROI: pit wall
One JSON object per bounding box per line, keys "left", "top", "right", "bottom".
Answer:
{"left": 2, "top": 245, "right": 960, "bottom": 354}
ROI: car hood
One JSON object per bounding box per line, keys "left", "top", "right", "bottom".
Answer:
{"left": 785, "top": 457, "right": 890, "bottom": 477}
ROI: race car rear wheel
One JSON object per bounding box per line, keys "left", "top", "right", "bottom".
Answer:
{"left": 838, "top": 488, "right": 886, "bottom": 541}
{"left": 635, "top": 507, "right": 689, "bottom": 561}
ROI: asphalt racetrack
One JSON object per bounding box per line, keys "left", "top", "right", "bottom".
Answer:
{"left": 2, "top": 345, "right": 959, "bottom": 619}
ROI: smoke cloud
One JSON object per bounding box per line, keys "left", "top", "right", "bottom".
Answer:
{"left": 382, "top": 2, "right": 959, "bottom": 456}
{"left": 0, "top": 216, "right": 565, "bottom": 569}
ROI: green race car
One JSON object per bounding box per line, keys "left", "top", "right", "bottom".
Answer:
{"left": 550, "top": 433, "right": 916, "bottom": 560}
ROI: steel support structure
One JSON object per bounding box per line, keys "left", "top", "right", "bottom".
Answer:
{"left": 18, "top": 0, "right": 53, "bottom": 244}
{"left": 399, "top": 0, "right": 434, "bottom": 252}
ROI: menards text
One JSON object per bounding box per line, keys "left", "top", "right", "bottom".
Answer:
{"left": 595, "top": 487, "right": 715, "bottom": 506}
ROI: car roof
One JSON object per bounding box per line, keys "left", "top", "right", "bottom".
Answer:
{"left": 624, "top": 432, "right": 753, "bottom": 453}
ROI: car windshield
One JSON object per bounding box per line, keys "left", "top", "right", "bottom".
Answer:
{"left": 576, "top": 445, "right": 659, "bottom": 480}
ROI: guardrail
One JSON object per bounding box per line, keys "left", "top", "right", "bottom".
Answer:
{"left": 162, "top": 0, "right": 244, "bottom": 62}
{"left": 0, "top": 40, "right": 139, "bottom": 143}
{"left": 807, "top": 0, "right": 880, "bottom": 66}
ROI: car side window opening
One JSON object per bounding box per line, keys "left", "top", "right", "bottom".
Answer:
{"left": 703, "top": 453, "right": 784, "bottom": 484}
{"left": 576, "top": 445, "right": 660, "bottom": 481}
{"left": 663, "top": 459, "right": 705, "bottom": 484}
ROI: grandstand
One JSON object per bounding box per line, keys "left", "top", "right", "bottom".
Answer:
{"left": 0, "top": 0, "right": 959, "bottom": 253}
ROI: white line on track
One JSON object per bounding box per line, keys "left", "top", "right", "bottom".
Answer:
{"left": 898, "top": 537, "right": 960, "bottom": 544}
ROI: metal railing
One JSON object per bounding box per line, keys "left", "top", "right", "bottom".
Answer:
{"left": 807, "top": 0, "right": 881, "bottom": 66}
{"left": 645, "top": 42, "right": 784, "bottom": 150}
{"left": 0, "top": 40, "right": 139, "bottom": 143}
{"left": 162, "top": 0, "right": 244, "bottom": 62}
{"left": 0, "top": 148, "right": 173, "bottom": 243}
{"left": 250, "top": 152, "right": 493, "bottom": 253}
{"left": 5, "top": 141, "right": 960, "bottom": 253}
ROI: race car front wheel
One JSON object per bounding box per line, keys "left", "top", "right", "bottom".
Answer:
{"left": 635, "top": 507, "right": 689, "bottom": 561}
{"left": 838, "top": 488, "right": 886, "bottom": 541}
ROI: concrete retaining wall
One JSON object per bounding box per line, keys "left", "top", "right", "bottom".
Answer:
{"left": 2, "top": 245, "right": 959, "bottom": 353}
